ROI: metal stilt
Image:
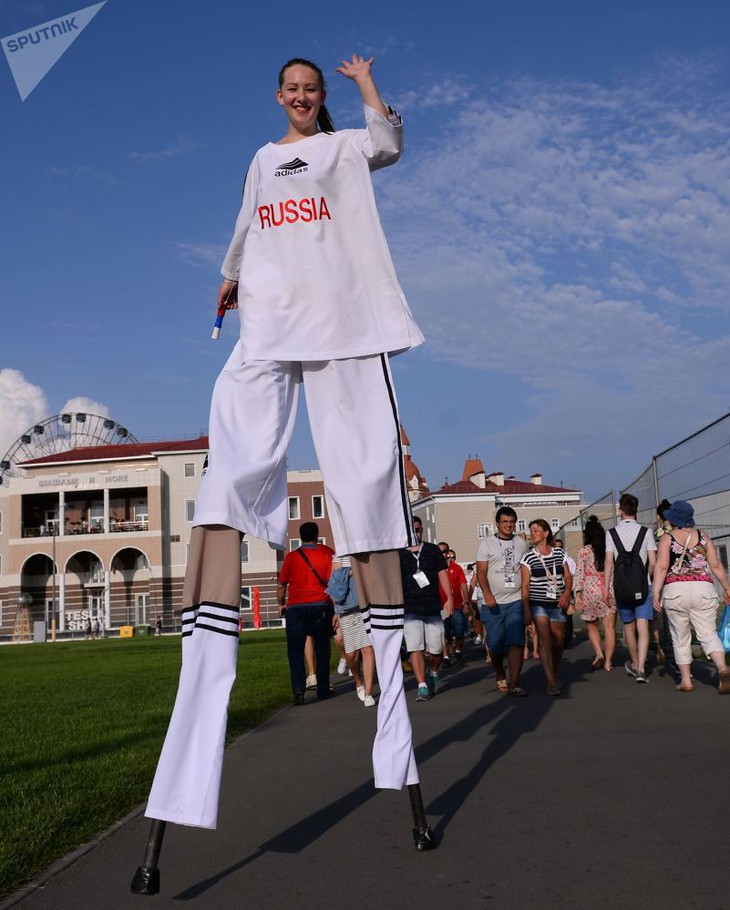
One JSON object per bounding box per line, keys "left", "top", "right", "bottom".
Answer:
{"left": 130, "top": 819, "right": 167, "bottom": 895}
{"left": 408, "top": 783, "right": 436, "bottom": 851}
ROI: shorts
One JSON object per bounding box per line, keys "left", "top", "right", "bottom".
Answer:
{"left": 404, "top": 615, "right": 444, "bottom": 655}
{"left": 338, "top": 610, "right": 370, "bottom": 653}
{"left": 617, "top": 590, "right": 654, "bottom": 624}
{"left": 530, "top": 602, "right": 567, "bottom": 624}
{"left": 443, "top": 609, "right": 468, "bottom": 640}
{"left": 479, "top": 599, "right": 525, "bottom": 652}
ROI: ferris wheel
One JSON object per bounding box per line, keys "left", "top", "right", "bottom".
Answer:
{"left": 0, "top": 412, "right": 139, "bottom": 486}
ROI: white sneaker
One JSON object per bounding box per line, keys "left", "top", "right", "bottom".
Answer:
{"left": 356, "top": 685, "right": 366, "bottom": 701}
{"left": 337, "top": 658, "right": 348, "bottom": 675}
{"left": 474, "top": 635, "right": 483, "bottom": 645}
{"left": 363, "top": 695, "right": 376, "bottom": 707}
{"left": 305, "top": 674, "right": 317, "bottom": 689}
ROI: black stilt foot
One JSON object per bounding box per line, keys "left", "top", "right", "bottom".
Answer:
{"left": 131, "top": 819, "right": 167, "bottom": 895}
{"left": 130, "top": 865, "right": 160, "bottom": 895}
{"left": 407, "top": 783, "right": 437, "bottom": 850}
{"left": 412, "top": 824, "right": 436, "bottom": 851}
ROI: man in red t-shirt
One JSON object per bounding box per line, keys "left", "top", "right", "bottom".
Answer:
{"left": 438, "top": 542, "right": 469, "bottom": 666}
{"left": 278, "top": 521, "right": 335, "bottom": 704}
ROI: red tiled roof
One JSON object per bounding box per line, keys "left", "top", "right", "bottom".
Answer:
{"left": 21, "top": 436, "right": 209, "bottom": 466}
{"left": 400, "top": 425, "right": 410, "bottom": 446}
{"left": 436, "top": 478, "right": 577, "bottom": 495}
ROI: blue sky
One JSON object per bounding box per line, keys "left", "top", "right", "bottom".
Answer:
{"left": 2, "top": 0, "right": 730, "bottom": 503}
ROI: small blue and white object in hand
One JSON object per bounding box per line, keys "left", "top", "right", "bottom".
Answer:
{"left": 211, "top": 283, "right": 237, "bottom": 340}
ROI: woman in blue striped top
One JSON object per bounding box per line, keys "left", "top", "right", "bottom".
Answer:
{"left": 520, "top": 519, "right": 573, "bottom": 695}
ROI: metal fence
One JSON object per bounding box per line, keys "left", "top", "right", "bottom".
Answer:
{"left": 573, "top": 410, "right": 730, "bottom": 568}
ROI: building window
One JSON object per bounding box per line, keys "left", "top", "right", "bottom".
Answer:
{"left": 477, "top": 522, "right": 492, "bottom": 539}
{"left": 134, "top": 501, "right": 149, "bottom": 524}
{"left": 241, "top": 540, "right": 249, "bottom": 564}
{"left": 312, "top": 495, "right": 324, "bottom": 519}
{"left": 517, "top": 520, "right": 526, "bottom": 533}
{"left": 0, "top": 511, "right": 3, "bottom": 533}
{"left": 185, "top": 500, "right": 195, "bottom": 522}
{"left": 551, "top": 517, "right": 560, "bottom": 530}
{"left": 288, "top": 497, "right": 300, "bottom": 520}
{"left": 289, "top": 538, "right": 301, "bottom": 551}
{"left": 241, "top": 586, "right": 252, "bottom": 612}
{"left": 185, "top": 543, "right": 190, "bottom": 564}
{"left": 135, "top": 593, "right": 149, "bottom": 625}
{"left": 184, "top": 462, "right": 195, "bottom": 478}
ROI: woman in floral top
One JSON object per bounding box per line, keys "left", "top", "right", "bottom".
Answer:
{"left": 574, "top": 515, "right": 616, "bottom": 671}
{"left": 652, "top": 500, "right": 730, "bottom": 694}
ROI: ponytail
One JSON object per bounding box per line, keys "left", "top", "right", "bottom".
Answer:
{"left": 317, "top": 104, "right": 335, "bottom": 133}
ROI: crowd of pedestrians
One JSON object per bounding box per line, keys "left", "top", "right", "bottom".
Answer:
{"left": 277, "top": 494, "right": 730, "bottom": 706}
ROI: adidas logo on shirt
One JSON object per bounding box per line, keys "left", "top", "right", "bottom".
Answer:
{"left": 274, "top": 158, "right": 308, "bottom": 177}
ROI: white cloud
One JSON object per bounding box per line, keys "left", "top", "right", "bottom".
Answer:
{"left": 61, "top": 396, "right": 109, "bottom": 418}
{"left": 379, "top": 63, "right": 730, "bottom": 496}
{"left": 128, "top": 137, "right": 203, "bottom": 163}
{"left": 0, "top": 369, "right": 48, "bottom": 459}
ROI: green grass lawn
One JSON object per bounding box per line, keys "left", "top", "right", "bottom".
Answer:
{"left": 0, "top": 631, "right": 295, "bottom": 899}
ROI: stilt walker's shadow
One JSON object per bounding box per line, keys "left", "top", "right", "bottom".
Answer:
{"left": 174, "top": 657, "right": 585, "bottom": 901}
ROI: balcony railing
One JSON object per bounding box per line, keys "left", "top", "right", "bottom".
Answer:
{"left": 21, "top": 520, "right": 150, "bottom": 538}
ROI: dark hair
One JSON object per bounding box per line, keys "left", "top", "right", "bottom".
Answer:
{"left": 657, "top": 499, "right": 671, "bottom": 519}
{"left": 299, "top": 521, "right": 319, "bottom": 543}
{"left": 582, "top": 514, "right": 606, "bottom": 571}
{"left": 529, "top": 519, "right": 554, "bottom": 546}
{"left": 278, "top": 58, "right": 335, "bottom": 133}
{"left": 437, "top": 541, "right": 449, "bottom": 550}
{"left": 619, "top": 493, "right": 639, "bottom": 517}
{"left": 495, "top": 506, "right": 518, "bottom": 522}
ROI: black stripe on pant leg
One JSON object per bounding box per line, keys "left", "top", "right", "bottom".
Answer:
{"left": 369, "top": 603, "right": 404, "bottom": 631}
{"left": 182, "top": 602, "right": 239, "bottom": 638}
{"left": 360, "top": 606, "right": 372, "bottom": 635}
{"left": 379, "top": 353, "right": 416, "bottom": 547}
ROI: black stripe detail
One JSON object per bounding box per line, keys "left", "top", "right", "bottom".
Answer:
{"left": 184, "top": 600, "right": 240, "bottom": 614}
{"left": 379, "top": 353, "right": 415, "bottom": 546}
{"left": 370, "top": 622, "right": 404, "bottom": 631}
{"left": 183, "top": 623, "right": 240, "bottom": 638}
{"left": 196, "top": 610, "right": 240, "bottom": 626}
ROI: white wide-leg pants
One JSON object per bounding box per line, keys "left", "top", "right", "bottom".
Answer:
{"left": 145, "top": 352, "right": 418, "bottom": 828}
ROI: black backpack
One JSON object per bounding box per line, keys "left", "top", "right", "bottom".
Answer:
{"left": 609, "top": 526, "right": 649, "bottom": 604}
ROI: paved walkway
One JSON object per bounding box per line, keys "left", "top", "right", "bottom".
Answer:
{"left": 6, "top": 639, "right": 730, "bottom": 910}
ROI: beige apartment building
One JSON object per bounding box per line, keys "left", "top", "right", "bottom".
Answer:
{"left": 0, "top": 432, "right": 331, "bottom": 641}
{"left": 413, "top": 457, "right": 584, "bottom": 564}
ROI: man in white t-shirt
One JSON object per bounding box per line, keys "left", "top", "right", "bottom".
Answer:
{"left": 604, "top": 493, "right": 657, "bottom": 684}
{"left": 476, "top": 507, "right": 529, "bottom": 695}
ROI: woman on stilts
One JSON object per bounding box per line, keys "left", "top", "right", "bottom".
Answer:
{"left": 132, "top": 53, "right": 434, "bottom": 895}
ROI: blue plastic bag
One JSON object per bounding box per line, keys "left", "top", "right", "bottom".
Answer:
{"left": 718, "top": 605, "right": 730, "bottom": 653}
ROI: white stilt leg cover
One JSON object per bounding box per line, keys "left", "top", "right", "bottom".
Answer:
{"left": 365, "top": 609, "right": 420, "bottom": 789}
{"left": 352, "top": 552, "right": 419, "bottom": 790}
{"left": 145, "top": 528, "right": 242, "bottom": 829}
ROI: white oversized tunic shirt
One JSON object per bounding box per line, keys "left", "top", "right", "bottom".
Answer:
{"left": 221, "top": 105, "right": 425, "bottom": 361}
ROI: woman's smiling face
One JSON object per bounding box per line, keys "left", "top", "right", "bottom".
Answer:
{"left": 276, "top": 64, "right": 325, "bottom": 135}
